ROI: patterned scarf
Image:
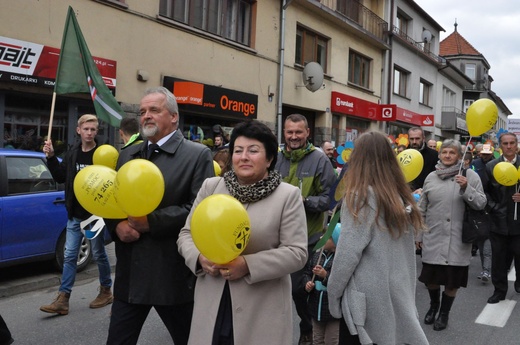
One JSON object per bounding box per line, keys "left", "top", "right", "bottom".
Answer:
{"left": 435, "top": 160, "right": 462, "bottom": 180}
{"left": 223, "top": 170, "right": 281, "bottom": 203}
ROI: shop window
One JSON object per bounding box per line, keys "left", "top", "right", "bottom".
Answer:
{"left": 393, "top": 67, "right": 408, "bottom": 97}
{"left": 419, "top": 79, "right": 431, "bottom": 106}
{"left": 348, "top": 50, "right": 371, "bottom": 89}
{"left": 295, "top": 26, "right": 328, "bottom": 71}
{"left": 159, "top": 0, "right": 253, "bottom": 46}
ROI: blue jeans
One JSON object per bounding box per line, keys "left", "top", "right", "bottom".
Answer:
{"left": 477, "top": 238, "right": 492, "bottom": 274}
{"left": 60, "top": 217, "right": 112, "bottom": 294}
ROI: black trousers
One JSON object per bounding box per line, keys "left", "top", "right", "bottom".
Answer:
{"left": 338, "top": 316, "right": 361, "bottom": 345}
{"left": 292, "top": 267, "right": 313, "bottom": 334}
{"left": 489, "top": 231, "right": 520, "bottom": 293}
{"left": 0, "top": 315, "right": 13, "bottom": 345}
{"left": 106, "top": 298, "right": 193, "bottom": 345}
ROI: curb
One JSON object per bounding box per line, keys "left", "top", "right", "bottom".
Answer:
{"left": 0, "top": 243, "right": 116, "bottom": 299}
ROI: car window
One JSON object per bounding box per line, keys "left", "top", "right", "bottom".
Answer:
{"left": 6, "top": 156, "right": 57, "bottom": 195}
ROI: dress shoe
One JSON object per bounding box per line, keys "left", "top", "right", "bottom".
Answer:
{"left": 515, "top": 281, "right": 520, "bottom": 293}
{"left": 487, "top": 291, "right": 506, "bottom": 304}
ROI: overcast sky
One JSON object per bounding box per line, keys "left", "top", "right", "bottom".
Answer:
{"left": 415, "top": 0, "right": 520, "bottom": 118}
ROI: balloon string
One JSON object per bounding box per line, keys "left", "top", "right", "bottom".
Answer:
{"left": 458, "top": 136, "right": 472, "bottom": 175}
{"left": 514, "top": 182, "right": 519, "bottom": 220}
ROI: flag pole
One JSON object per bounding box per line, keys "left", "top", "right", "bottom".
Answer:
{"left": 46, "top": 92, "right": 57, "bottom": 142}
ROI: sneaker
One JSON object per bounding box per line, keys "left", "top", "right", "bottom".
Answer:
{"left": 477, "top": 271, "right": 483, "bottom": 280}
{"left": 481, "top": 272, "right": 490, "bottom": 282}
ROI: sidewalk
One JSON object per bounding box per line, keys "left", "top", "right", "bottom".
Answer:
{"left": 0, "top": 242, "right": 116, "bottom": 298}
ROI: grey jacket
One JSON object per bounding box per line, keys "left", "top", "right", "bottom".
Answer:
{"left": 328, "top": 189, "right": 428, "bottom": 345}
{"left": 418, "top": 168, "right": 486, "bottom": 266}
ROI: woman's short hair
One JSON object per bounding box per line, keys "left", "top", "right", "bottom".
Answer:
{"left": 229, "top": 121, "right": 278, "bottom": 171}
{"left": 440, "top": 139, "right": 463, "bottom": 158}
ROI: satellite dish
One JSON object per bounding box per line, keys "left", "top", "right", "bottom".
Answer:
{"left": 421, "top": 29, "right": 432, "bottom": 44}
{"left": 301, "top": 62, "right": 324, "bottom": 92}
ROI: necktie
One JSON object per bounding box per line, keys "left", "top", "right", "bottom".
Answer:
{"left": 147, "top": 143, "right": 159, "bottom": 160}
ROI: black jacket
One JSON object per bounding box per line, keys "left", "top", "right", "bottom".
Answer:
{"left": 46, "top": 140, "right": 96, "bottom": 220}
{"left": 410, "top": 145, "right": 438, "bottom": 191}
{"left": 485, "top": 155, "right": 520, "bottom": 235}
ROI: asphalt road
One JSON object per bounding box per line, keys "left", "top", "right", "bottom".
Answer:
{"left": 2, "top": 243, "right": 520, "bottom": 344}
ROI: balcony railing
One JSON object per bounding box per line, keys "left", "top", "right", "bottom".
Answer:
{"left": 392, "top": 26, "right": 444, "bottom": 64}
{"left": 321, "top": 0, "right": 388, "bottom": 40}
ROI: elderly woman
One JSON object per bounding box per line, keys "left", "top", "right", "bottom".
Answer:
{"left": 177, "top": 120, "right": 308, "bottom": 345}
{"left": 417, "top": 139, "right": 486, "bottom": 331}
{"left": 327, "top": 131, "right": 429, "bottom": 345}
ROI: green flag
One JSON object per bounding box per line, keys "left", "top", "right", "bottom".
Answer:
{"left": 55, "top": 6, "right": 125, "bottom": 127}
{"left": 313, "top": 209, "right": 341, "bottom": 251}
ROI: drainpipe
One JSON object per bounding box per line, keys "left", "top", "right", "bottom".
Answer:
{"left": 276, "top": 0, "right": 291, "bottom": 144}
{"left": 381, "top": 0, "right": 394, "bottom": 134}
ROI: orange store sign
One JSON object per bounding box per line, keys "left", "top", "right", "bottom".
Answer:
{"left": 164, "top": 76, "right": 257, "bottom": 119}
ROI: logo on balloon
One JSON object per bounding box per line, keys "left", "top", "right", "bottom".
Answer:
{"left": 191, "top": 194, "right": 251, "bottom": 264}
{"left": 397, "top": 149, "right": 424, "bottom": 183}
{"left": 234, "top": 222, "right": 250, "bottom": 250}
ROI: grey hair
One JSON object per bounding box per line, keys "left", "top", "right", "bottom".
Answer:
{"left": 440, "top": 139, "right": 463, "bottom": 157}
{"left": 144, "top": 87, "right": 179, "bottom": 115}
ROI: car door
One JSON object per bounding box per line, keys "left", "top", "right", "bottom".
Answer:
{"left": 0, "top": 154, "right": 66, "bottom": 263}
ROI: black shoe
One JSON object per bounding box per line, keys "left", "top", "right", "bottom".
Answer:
{"left": 424, "top": 303, "right": 439, "bottom": 325}
{"left": 298, "top": 332, "right": 312, "bottom": 345}
{"left": 487, "top": 292, "right": 506, "bottom": 304}
{"left": 515, "top": 281, "right": 520, "bottom": 293}
{"left": 433, "top": 312, "right": 449, "bottom": 331}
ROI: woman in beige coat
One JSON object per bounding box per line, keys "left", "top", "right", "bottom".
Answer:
{"left": 178, "top": 120, "right": 308, "bottom": 345}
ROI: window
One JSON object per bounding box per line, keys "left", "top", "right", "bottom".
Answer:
{"left": 7, "top": 157, "right": 56, "bottom": 195}
{"left": 396, "top": 13, "right": 408, "bottom": 36}
{"left": 465, "top": 63, "right": 476, "bottom": 80}
{"left": 463, "top": 99, "right": 474, "bottom": 113}
{"left": 393, "top": 67, "right": 408, "bottom": 97}
{"left": 419, "top": 79, "right": 431, "bottom": 106}
{"left": 295, "top": 26, "right": 328, "bottom": 70}
{"left": 443, "top": 87, "right": 456, "bottom": 107}
{"left": 348, "top": 50, "right": 371, "bottom": 89}
{"left": 159, "top": 0, "right": 253, "bottom": 46}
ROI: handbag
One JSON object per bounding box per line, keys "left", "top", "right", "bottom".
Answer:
{"left": 462, "top": 203, "right": 491, "bottom": 243}
{"left": 461, "top": 169, "right": 491, "bottom": 243}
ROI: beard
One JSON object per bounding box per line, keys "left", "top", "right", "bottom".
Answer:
{"left": 142, "top": 124, "right": 158, "bottom": 139}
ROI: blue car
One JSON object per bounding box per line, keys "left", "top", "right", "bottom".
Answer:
{"left": 0, "top": 149, "right": 92, "bottom": 271}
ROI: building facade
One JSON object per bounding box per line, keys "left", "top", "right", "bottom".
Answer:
{"left": 0, "top": 0, "right": 510, "bottom": 152}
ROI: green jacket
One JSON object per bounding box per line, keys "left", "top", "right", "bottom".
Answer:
{"left": 275, "top": 143, "right": 336, "bottom": 237}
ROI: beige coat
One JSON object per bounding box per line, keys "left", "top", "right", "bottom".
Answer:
{"left": 178, "top": 177, "right": 308, "bottom": 345}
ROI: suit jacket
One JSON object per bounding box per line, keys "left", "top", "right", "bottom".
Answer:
{"left": 106, "top": 130, "right": 214, "bottom": 305}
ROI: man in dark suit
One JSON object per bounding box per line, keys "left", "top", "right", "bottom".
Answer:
{"left": 484, "top": 132, "right": 520, "bottom": 304}
{"left": 105, "top": 87, "right": 214, "bottom": 345}
{"left": 408, "top": 127, "right": 438, "bottom": 192}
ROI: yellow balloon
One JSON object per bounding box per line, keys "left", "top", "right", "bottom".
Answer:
{"left": 93, "top": 145, "right": 119, "bottom": 170}
{"left": 466, "top": 99, "right": 498, "bottom": 137}
{"left": 436, "top": 141, "right": 442, "bottom": 151}
{"left": 397, "top": 149, "right": 424, "bottom": 183}
{"left": 191, "top": 194, "right": 251, "bottom": 264}
{"left": 73, "top": 165, "right": 127, "bottom": 218}
{"left": 518, "top": 166, "right": 520, "bottom": 181}
{"left": 114, "top": 159, "right": 165, "bottom": 217}
{"left": 213, "top": 160, "right": 222, "bottom": 177}
{"left": 493, "top": 162, "right": 518, "bottom": 186}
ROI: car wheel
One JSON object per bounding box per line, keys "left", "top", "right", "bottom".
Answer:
{"left": 54, "top": 232, "right": 93, "bottom": 272}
